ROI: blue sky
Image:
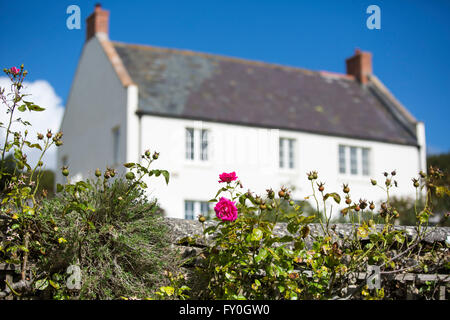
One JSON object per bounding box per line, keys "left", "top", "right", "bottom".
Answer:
{"left": 1, "top": 0, "right": 449, "bottom": 154}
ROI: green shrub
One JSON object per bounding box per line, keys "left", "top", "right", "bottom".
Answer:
{"left": 38, "top": 177, "right": 177, "bottom": 299}
{"left": 186, "top": 169, "right": 449, "bottom": 300}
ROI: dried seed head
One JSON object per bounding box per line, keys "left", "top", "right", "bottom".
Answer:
{"left": 266, "top": 188, "right": 275, "bottom": 199}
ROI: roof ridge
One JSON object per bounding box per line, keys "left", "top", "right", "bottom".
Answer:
{"left": 111, "top": 40, "right": 333, "bottom": 76}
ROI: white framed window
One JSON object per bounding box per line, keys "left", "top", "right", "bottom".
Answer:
{"left": 279, "top": 138, "right": 295, "bottom": 169}
{"left": 185, "top": 127, "right": 209, "bottom": 161}
{"left": 339, "top": 145, "right": 346, "bottom": 174}
{"left": 184, "top": 200, "right": 195, "bottom": 220}
{"left": 185, "top": 128, "right": 194, "bottom": 160}
{"left": 338, "top": 145, "right": 370, "bottom": 176}
{"left": 200, "top": 129, "right": 208, "bottom": 161}
{"left": 184, "top": 200, "right": 212, "bottom": 220}
{"left": 112, "top": 126, "right": 120, "bottom": 164}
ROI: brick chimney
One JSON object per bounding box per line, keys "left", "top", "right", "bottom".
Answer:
{"left": 346, "top": 49, "right": 372, "bottom": 84}
{"left": 86, "top": 3, "right": 109, "bottom": 42}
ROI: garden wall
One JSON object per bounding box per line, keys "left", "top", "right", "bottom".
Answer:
{"left": 166, "top": 218, "right": 450, "bottom": 300}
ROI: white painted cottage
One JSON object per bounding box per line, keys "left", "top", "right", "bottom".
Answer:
{"left": 57, "top": 5, "right": 426, "bottom": 219}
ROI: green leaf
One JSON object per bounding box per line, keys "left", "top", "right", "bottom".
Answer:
{"left": 34, "top": 279, "right": 49, "bottom": 290}
{"left": 49, "top": 280, "right": 60, "bottom": 289}
{"left": 215, "top": 187, "right": 227, "bottom": 198}
{"left": 123, "top": 162, "right": 135, "bottom": 168}
{"left": 324, "top": 192, "right": 341, "bottom": 204}
{"left": 18, "top": 105, "right": 26, "bottom": 112}
{"left": 29, "top": 143, "right": 42, "bottom": 151}
{"left": 56, "top": 183, "right": 64, "bottom": 193}
{"left": 250, "top": 228, "right": 263, "bottom": 241}
{"left": 28, "top": 104, "right": 45, "bottom": 112}
{"left": 159, "top": 286, "right": 175, "bottom": 296}
{"left": 287, "top": 221, "right": 299, "bottom": 234}
{"left": 255, "top": 248, "right": 268, "bottom": 263}
{"left": 161, "top": 170, "right": 170, "bottom": 185}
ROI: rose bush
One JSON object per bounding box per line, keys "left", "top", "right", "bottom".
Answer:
{"left": 185, "top": 169, "right": 449, "bottom": 300}
{"left": 214, "top": 197, "right": 238, "bottom": 221}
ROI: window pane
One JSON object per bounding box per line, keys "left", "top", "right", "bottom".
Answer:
{"left": 362, "top": 148, "right": 370, "bottom": 176}
{"left": 339, "top": 145, "right": 346, "bottom": 174}
{"left": 185, "top": 128, "right": 194, "bottom": 160}
{"left": 279, "top": 138, "right": 284, "bottom": 168}
{"left": 185, "top": 201, "right": 194, "bottom": 220}
{"left": 288, "top": 139, "right": 295, "bottom": 169}
{"left": 200, "top": 202, "right": 210, "bottom": 219}
{"left": 201, "top": 129, "right": 208, "bottom": 161}
{"left": 350, "top": 147, "right": 358, "bottom": 175}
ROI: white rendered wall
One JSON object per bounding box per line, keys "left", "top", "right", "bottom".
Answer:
{"left": 139, "top": 115, "right": 422, "bottom": 219}
{"left": 57, "top": 35, "right": 128, "bottom": 185}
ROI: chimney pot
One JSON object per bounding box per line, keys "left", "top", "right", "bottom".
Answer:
{"left": 86, "top": 4, "right": 109, "bottom": 42}
{"left": 346, "top": 49, "right": 372, "bottom": 84}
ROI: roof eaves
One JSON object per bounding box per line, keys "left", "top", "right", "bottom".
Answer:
{"left": 135, "top": 109, "right": 419, "bottom": 147}
{"left": 97, "top": 34, "right": 135, "bottom": 87}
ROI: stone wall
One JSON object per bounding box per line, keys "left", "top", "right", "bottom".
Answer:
{"left": 166, "top": 217, "right": 450, "bottom": 300}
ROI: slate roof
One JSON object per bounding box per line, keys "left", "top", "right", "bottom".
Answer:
{"left": 112, "top": 41, "right": 418, "bottom": 146}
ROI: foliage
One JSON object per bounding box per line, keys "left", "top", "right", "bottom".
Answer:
{"left": 0, "top": 65, "right": 63, "bottom": 291}
{"left": 0, "top": 66, "right": 175, "bottom": 299}
{"left": 183, "top": 169, "right": 449, "bottom": 300}
{"left": 37, "top": 175, "right": 176, "bottom": 299}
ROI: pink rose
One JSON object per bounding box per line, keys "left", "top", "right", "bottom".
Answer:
{"left": 214, "top": 197, "right": 238, "bottom": 221}
{"left": 218, "top": 171, "right": 238, "bottom": 183}
{"left": 10, "top": 67, "right": 20, "bottom": 75}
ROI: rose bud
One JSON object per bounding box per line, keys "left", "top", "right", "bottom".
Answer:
{"left": 152, "top": 152, "right": 159, "bottom": 160}
{"left": 144, "top": 149, "right": 151, "bottom": 157}
{"left": 37, "top": 133, "right": 44, "bottom": 140}
{"left": 345, "top": 197, "right": 352, "bottom": 205}
{"left": 391, "top": 170, "right": 396, "bottom": 176}
{"left": 198, "top": 215, "right": 206, "bottom": 223}
{"left": 317, "top": 182, "right": 325, "bottom": 192}
{"left": 370, "top": 179, "right": 377, "bottom": 186}
{"left": 278, "top": 189, "right": 286, "bottom": 198}
{"left": 369, "top": 201, "right": 375, "bottom": 210}
{"left": 312, "top": 171, "right": 318, "bottom": 180}
{"left": 125, "top": 171, "right": 135, "bottom": 180}
{"left": 266, "top": 188, "right": 275, "bottom": 199}
{"left": 342, "top": 183, "right": 350, "bottom": 194}
{"left": 62, "top": 167, "right": 69, "bottom": 177}
{"left": 359, "top": 199, "right": 367, "bottom": 210}
{"left": 95, "top": 169, "right": 102, "bottom": 177}
{"left": 46, "top": 130, "right": 52, "bottom": 139}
